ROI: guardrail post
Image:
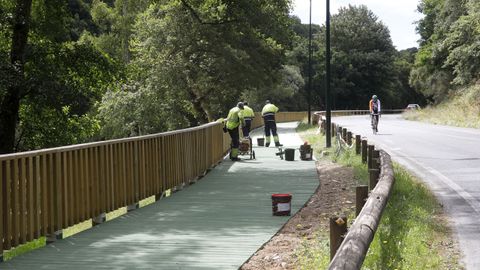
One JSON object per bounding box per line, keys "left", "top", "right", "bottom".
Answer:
{"left": 373, "top": 150, "right": 380, "bottom": 167}
{"left": 321, "top": 119, "right": 326, "bottom": 134}
{"left": 356, "top": 185, "right": 368, "bottom": 216}
{"left": 330, "top": 216, "right": 348, "bottom": 260}
{"left": 342, "top": 128, "right": 347, "bottom": 142}
{"left": 369, "top": 156, "right": 380, "bottom": 190}
{"left": 331, "top": 123, "right": 336, "bottom": 137}
{"left": 367, "top": 145, "right": 374, "bottom": 169}
{"left": 347, "top": 131, "right": 352, "bottom": 146}
{"left": 355, "top": 135, "right": 361, "bottom": 155}
{"left": 361, "top": 140, "right": 367, "bottom": 163}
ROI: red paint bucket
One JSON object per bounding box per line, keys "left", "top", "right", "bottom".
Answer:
{"left": 271, "top": 193, "right": 292, "bottom": 216}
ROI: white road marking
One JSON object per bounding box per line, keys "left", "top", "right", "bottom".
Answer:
{"left": 387, "top": 147, "right": 480, "bottom": 215}
{"left": 443, "top": 134, "right": 480, "bottom": 142}
{"left": 425, "top": 166, "right": 480, "bottom": 214}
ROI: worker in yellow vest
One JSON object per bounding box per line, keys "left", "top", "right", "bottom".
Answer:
{"left": 261, "top": 100, "right": 282, "bottom": 147}
{"left": 241, "top": 101, "right": 255, "bottom": 137}
{"left": 226, "top": 102, "right": 245, "bottom": 161}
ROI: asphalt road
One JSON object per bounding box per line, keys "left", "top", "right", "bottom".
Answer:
{"left": 333, "top": 114, "right": 480, "bottom": 270}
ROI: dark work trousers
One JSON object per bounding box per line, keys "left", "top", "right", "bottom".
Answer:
{"left": 370, "top": 114, "right": 379, "bottom": 127}
{"left": 242, "top": 119, "right": 252, "bottom": 137}
{"left": 228, "top": 127, "right": 240, "bottom": 149}
{"left": 264, "top": 120, "right": 278, "bottom": 138}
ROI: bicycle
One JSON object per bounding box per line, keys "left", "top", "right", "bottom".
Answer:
{"left": 371, "top": 113, "right": 379, "bottom": 134}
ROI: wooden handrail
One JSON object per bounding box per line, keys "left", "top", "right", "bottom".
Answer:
{"left": 0, "top": 122, "right": 221, "bottom": 160}
{"left": 328, "top": 150, "right": 394, "bottom": 269}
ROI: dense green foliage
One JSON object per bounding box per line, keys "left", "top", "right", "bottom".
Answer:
{"left": 1, "top": 1, "right": 432, "bottom": 152}
{"left": 299, "top": 6, "right": 423, "bottom": 110}
{"left": 411, "top": 0, "right": 480, "bottom": 102}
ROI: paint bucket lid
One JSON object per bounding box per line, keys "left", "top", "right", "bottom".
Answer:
{"left": 271, "top": 193, "right": 291, "bottom": 198}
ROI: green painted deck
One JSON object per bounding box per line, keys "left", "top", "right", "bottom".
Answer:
{"left": 2, "top": 122, "right": 319, "bottom": 270}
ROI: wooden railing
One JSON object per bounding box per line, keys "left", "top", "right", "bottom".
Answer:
{"left": 0, "top": 111, "right": 306, "bottom": 255}
{"left": 312, "top": 109, "right": 405, "bottom": 124}
{"left": 318, "top": 112, "right": 396, "bottom": 269}
{"left": 0, "top": 122, "right": 227, "bottom": 254}
{"left": 251, "top": 112, "right": 307, "bottom": 130}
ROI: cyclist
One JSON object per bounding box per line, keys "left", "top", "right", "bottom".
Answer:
{"left": 369, "top": 95, "right": 381, "bottom": 132}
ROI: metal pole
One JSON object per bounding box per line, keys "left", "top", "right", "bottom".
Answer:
{"left": 307, "top": 0, "right": 312, "bottom": 125}
{"left": 325, "top": 0, "right": 332, "bottom": 147}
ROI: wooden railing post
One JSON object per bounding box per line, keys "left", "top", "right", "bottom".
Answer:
{"left": 369, "top": 150, "right": 381, "bottom": 190}
{"left": 367, "top": 145, "right": 374, "bottom": 169}
{"left": 356, "top": 185, "right": 368, "bottom": 216}
{"left": 330, "top": 216, "right": 348, "bottom": 260}
{"left": 355, "top": 135, "right": 361, "bottom": 155}
{"left": 347, "top": 131, "right": 352, "bottom": 146}
{"left": 361, "top": 140, "right": 367, "bottom": 163}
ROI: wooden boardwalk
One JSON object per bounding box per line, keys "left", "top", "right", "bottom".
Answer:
{"left": 2, "top": 123, "right": 319, "bottom": 270}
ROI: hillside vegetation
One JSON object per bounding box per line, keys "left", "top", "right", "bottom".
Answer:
{"left": 407, "top": 0, "right": 480, "bottom": 126}
{"left": 404, "top": 84, "right": 480, "bottom": 128}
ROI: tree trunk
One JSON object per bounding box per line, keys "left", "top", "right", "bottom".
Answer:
{"left": 186, "top": 88, "right": 209, "bottom": 124}
{"left": 0, "top": 0, "right": 33, "bottom": 154}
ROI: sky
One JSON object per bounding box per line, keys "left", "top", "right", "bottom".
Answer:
{"left": 290, "top": 0, "right": 424, "bottom": 50}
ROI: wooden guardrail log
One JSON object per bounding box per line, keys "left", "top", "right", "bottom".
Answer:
{"left": 329, "top": 150, "right": 395, "bottom": 270}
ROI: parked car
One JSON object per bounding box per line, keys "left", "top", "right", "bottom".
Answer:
{"left": 405, "top": 104, "right": 421, "bottom": 111}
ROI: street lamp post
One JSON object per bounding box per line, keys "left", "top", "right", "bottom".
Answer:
{"left": 307, "top": 0, "right": 312, "bottom": 125}
{"left": 325, "top": 0, "right": 332, "bottom": 147}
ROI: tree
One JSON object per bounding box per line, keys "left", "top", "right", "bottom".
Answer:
{"left": 104, "top": 0, "right": 292, "bottom": 128}
{"left": 314, "top": 5, "right": 399, "bottom": 109}
{"left": 410, "top": 0, "right": 472, "bottom": 102}
{"left": 0, "top": 0, "right": 119, "bottom": 152}
{"left": 0, "top": 0, "right": 33, "bottom": 154}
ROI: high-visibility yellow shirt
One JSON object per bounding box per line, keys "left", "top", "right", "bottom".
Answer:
{"left": 226, "top": 107, "right": 245, "bottom": 130}
{"left": 242, "top": 106, "right": 255, "bottom": 119}
{"left": 262, "top": 104, "right": 279, "bottom": 121}
{"left": 261, "top": 103, "right": 279, "bottom": 115}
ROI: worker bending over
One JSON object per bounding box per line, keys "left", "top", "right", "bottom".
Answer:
{"left": 226, "top": 102, "right": 245, "bottom": 161}
{"left": 242, "top": 101, "right": 255, "bottom": 137}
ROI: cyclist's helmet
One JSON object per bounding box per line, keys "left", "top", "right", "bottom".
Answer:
{"left": 237, "top": 102, "right": 244, "bottom": 109}
{"left": 372, "top": 95, "right": 378, "bottom": 101}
